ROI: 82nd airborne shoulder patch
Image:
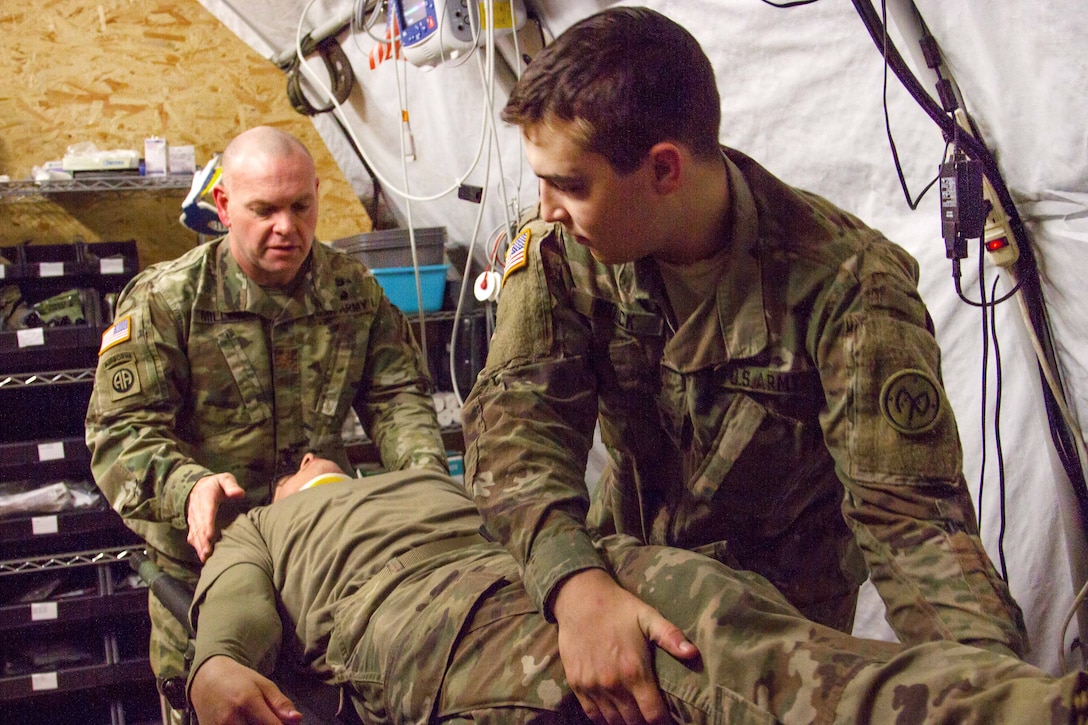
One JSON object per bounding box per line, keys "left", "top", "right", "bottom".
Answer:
{"left": 501, "top": 227, "right": 530, "bottom": 288}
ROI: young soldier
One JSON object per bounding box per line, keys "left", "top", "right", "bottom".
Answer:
{"left": 462, "top": 7, "right": 1026, "bottom": 723}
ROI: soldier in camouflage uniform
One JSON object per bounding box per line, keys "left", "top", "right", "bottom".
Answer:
{"left": 85, "top": 126, "right": 446, "bottom": 718}
{"left": 462, "top": 7, "right": 1028, "bottom": 723}
{"left": 187, "top": 455, "right": 1088, "bottom": 725}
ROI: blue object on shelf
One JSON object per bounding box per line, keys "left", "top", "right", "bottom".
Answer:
{"left": 371, "top": 264, "right": 449, "bottom": 313}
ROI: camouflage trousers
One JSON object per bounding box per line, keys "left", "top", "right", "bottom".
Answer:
{"left": 342, "top": 535, "right": 1088, "bottom": 724}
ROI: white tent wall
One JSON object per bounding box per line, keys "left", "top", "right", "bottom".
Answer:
{"left": 198, "top": 0, "right": 1088, "bottom": 674}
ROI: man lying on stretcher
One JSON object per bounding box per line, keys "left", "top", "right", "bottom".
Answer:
{"left": 188, "top": 454, "right": 1088, "bottom": 724}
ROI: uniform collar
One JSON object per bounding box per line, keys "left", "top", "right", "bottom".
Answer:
{"left": 659, "top": 151, "right": 768, "bottom": 372}
{"left": 207, "top": 238, "right": 339, "bottom": 320}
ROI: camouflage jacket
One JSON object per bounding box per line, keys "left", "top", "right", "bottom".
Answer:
{"left": 463, "top": 147, "right": 1026, "bottom": 655}
{"left": 86, "top": 238, "right": 446, "bottom": 568}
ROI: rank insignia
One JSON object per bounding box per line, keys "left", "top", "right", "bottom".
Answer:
{"left": 502, "top": 228, "right": 530, "bottom": 287}
{"left": 879, "top": 369, "right": 942, "bottom": 435}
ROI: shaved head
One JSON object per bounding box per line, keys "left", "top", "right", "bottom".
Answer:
{"left": 219, "top": 126, "right": 314, "bottom": 191}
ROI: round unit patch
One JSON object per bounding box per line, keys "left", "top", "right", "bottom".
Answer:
{"left": 879, "top": 369, "right": 942, "bottom": 435}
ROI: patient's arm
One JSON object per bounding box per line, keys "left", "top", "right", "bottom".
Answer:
{"left": 191, "top": 655, "right": 303, "bottom": 724}
{"left": 187, "top": 558, "right": 287, "bottom": 720}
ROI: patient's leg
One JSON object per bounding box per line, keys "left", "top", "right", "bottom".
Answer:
{"left": 604, "top": 537, "right": 1087, "bottom": 725}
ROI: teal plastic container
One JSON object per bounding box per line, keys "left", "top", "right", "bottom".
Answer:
{"left": 371, "top": 264, "right": 449, "bottom": 313}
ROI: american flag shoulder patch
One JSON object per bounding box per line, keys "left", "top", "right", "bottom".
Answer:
{"left": 502, "top": 228, "right": 531, "bottom": 287}
{"left": 99, "top": 315, "right": 132, "bottom": 355}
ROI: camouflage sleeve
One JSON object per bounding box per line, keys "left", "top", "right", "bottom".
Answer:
{"left": 463, "top": 221, "right": 606, "bottom": 618}
{"left": 353, "top": 293, "right": 447, "bottom": 474}
{"left": 85, "top": 278, "right": 212, "bottom": 532}
{"left": 813, "top": 234, "right": 1026, "bottom": 656}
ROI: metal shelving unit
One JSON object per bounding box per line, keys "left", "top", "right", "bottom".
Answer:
{"left": 0, "top": 176, "right": 191, "bottom": 201}
{"left": 0, "top": 235, "right": 156, "bottom": 724}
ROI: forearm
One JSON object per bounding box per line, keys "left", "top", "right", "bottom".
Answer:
{"left": 362, "top": 389, "right": 447, "bottom": 472}
{"left": 463, "top": 360, "right": 603, "bottom": 614}
{"left": 86, "top": 413, "right": 209, "bottom": 527}
{"left": 357, "top": 300, "right": 447, "bottom": 472}
{"left": 845, "top": 485, "right": 1026, "bottom": 655}
{"left": 188, "top": 562, "right": 282, "bottom": 694}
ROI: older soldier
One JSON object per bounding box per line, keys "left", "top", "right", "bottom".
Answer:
{"left": 85, "top": 126, "right": 446, "bottom": 719}
{"left": 188, "top": 454, "right": 1088, "bottom": 725}
{"left": 462, "top": 7, "right": 1027, "bottom": 724}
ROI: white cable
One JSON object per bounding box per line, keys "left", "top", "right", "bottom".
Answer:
{"left": 295, "top": 0, "right": 491, "bottom": 203}
{"left": 1006, "top": 272, "right": 1088, "bottom": 672}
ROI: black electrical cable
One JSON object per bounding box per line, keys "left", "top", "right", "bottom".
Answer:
{"left": 990, "top": 275, "right": 1010, "bottom": 581}
{"left": 978, "top": 246, "right": 990, "bottom": 538}
{"left": 759, "top": 0, "right": 821, "bottom": 7}
{"left": 976, "top": 245, "right": 1011, "bottom": 582}
{"left": 851, "top": 0, "right": 1088, "bottom": 531}
{"left": 880, "top": 5, "right": 940, "bottom": 210}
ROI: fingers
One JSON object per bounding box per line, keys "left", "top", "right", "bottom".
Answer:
{"left": 642, "top": 610, "right": 699, "bottom": 661}
{"left": 191, "top": 656, "right": 297, "bottom": 725}
{"left": 553, "top": 571, "right": 673, "bottom": 725}
{"left": 574, "top": 678, "right": 667, "bottom": 725}
{"left": 186, "top": 472, "right": 242, "bottom": 562}
{"left": 259, "top": 680, "right": 303, "bottom": 724}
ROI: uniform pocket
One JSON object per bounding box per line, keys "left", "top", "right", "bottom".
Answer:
{"left": 188, "top": 325, "right": 272, "bottom": 426}
{"left": 689, "top": 394, "right": 767, "bottom": 502}
{"left": 345, "top": 568, "right": 506, "bottom": 722}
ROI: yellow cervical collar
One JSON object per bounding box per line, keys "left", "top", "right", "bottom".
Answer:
{"left": 300, "top": 472, "right": 352, "bottom": 491}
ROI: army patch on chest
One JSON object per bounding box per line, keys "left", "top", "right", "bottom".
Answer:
{"left": 501, "top": 227, "right": 530, "bottom": 287}
{"left": 879, "top": 369, "right": 942, "bottom": 434}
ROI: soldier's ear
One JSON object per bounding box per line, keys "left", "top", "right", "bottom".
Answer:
{"left": 647, "top": 142, "right": 682, "bottom": 195}
{"left": 212, "top": 185, "right": 231, "bottom": 227}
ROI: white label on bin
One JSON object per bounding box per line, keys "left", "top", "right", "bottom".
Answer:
{"left": 100, "top": 258, "right": 125, "bottom": 275}
{"left": 40, "top": 262, "right": 64, "bottom": 277}
{"left": 32, "top": 516, "right": 60, "bottom": 535}
{"left": 31, "top": 672, "right": 59, "bottom": 691}
{"left": 38, "top": 441, "right": 64, "bottom": 461}
{"left": 0, "top": 265, "right": 5, "bottom": 279}
{"left": 31, "top": 602, "right": 58, "bottom": 621}
{"left": 17, "top": 328, "right": 45, "bottom": 347}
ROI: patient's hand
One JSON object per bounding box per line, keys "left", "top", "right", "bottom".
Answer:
{"left": 191, "top": 655, "right": 303, "bottom": 724}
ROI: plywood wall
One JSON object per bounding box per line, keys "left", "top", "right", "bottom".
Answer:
{"left": 0, "top": 0, "right": 371, "bottom": 268}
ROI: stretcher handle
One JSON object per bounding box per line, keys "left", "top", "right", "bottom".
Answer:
{"left": 128, "top": 550, "right": 196, "bottom": 637}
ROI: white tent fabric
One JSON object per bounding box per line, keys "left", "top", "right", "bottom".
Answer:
{"left": 199, "top": 0, "right": 1088, "bottom": 675}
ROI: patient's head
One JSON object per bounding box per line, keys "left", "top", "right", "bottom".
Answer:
{"left": 273, "top": 452, "right": 347, "bottom": 502}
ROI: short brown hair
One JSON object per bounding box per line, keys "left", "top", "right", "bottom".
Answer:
{"left": 502, "top": 7, "right": 722, "bottom": 174}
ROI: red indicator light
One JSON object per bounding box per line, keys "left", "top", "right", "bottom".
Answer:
{"left": 985, "top": 237, "right": 1009, "bottom": 252}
